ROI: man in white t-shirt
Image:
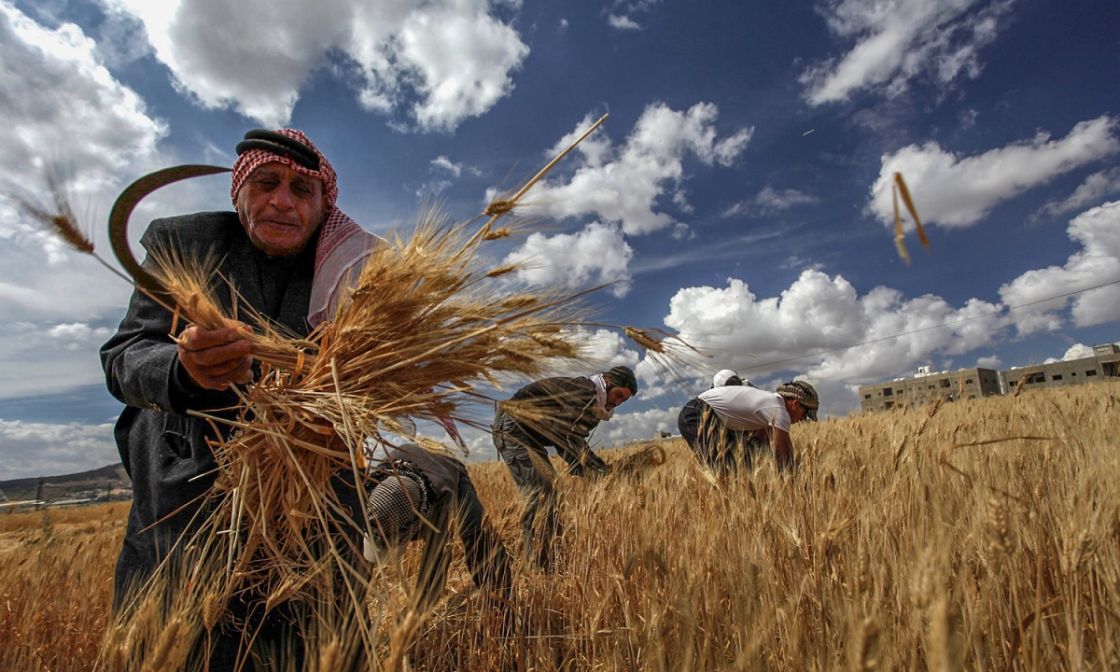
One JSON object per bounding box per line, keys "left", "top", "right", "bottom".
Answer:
{"left": 677, "top": 380, "right": 819, "bottom": 472}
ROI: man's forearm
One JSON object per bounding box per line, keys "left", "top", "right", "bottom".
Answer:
{"left": 772, "top": 429, "right": 794, "bottom": 471}
{"left": 456, "top": 484, "right": 513, "bottom": 599}
{"left": 559, "top": 440, "right": 609, "bottom": 476}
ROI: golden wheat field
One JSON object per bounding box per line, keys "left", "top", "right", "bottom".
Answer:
{"left": 2, "top": 381, "right": 1118, "bottom": 671}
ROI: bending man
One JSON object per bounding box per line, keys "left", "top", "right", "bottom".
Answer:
{"left": 678, "top": 380, "right": 819, "bottom": 473}
{"left": 491, "top": 366, "right": 637, "bottom": 570}
{"left": 363, "top": 443, "right": 512, "bottom": 613}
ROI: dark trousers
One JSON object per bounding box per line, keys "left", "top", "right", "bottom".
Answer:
{"left": 492, "top": 421, "right": 561, "bottom": 571}
{"left": 677, "top": 398, "right": 766, "bottom": 473}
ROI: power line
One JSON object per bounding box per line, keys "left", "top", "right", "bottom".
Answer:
{"left": 737, "top": 276, "right": 1120, "bottom": 375}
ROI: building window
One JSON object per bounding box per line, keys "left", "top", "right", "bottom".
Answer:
{"left": 1051, "top": 374, "right": 1063, "bottom": 381}
{"left": 1025, "top": 372, "right": 1045, "bottom": 384}
{"left": 965, "top": 378, "right": 974, "bottom": 384}
{"left": 1007, "top": 380, "right": 1017, "bottom": 387}
{"left": 1086, "top": 370, "right": 1097, "bottom": 376}
{"left": 1071, "top": 372, "right": 1077, "bottom": 377}
{"left": 940, "top": 379, "right": 951, "bottom": 388}
{"left": 864, "top": 394, "right": 871, "bottom": 399}
{"left": 883, "top": 388, "right": 893, "bottom": 397}
{"left": 884, "top": 401, "right": 893, "bottom": 409}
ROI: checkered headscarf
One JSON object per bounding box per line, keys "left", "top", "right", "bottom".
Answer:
{"left": 230, "top": 128, "right": 338, "bottom": 211}
{"left": 365, "top": 460, "right": 433, "bottom": 548}
{"left": 776, "top": 380, "right": 820, "bottom": 421}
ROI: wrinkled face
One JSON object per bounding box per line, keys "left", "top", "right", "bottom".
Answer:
{"left": 606, "top": 386, "right": 633, "bottom": 410}
{"left": 236, "top": 162, "right": 325, "bottom": 256}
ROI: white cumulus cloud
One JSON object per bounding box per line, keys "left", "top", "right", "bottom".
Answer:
{"left": 594, "top": 406, "right": 679, "bottom": 447}
{"left": 605, "top": 0, "right": 659, "bottom": 32}
{"left": 1043, "top": 343, "right": 1093, "bottom": 364}
{"left": 645, "top": 200, "right": 1120, "bottom": 414}
{"left": 102, "top": 0, "right": 529, "bottom": 131}
{"left": 46, "top": 322, "right": 112, "bottom": 341}
{"left": 1000, "top": 201, "right": 1120, "bottom": 335}
{"left": 0, "top": 3, "right": 166, "bottom": 200}
{"left": 503, "top": 222, "right": 634, "bottom": 296}
{"left": 519, "top": 104, "right": 753, "bottom": 236}
{"left": 976, "top": 355, "right": 1002, "bottom": 369}
{"left": 431, "top": 155, "right": 467, "bottom": 178}
{"left": 869, "top": 116, "right": 1120, "bottom": 228}
{"left": 651, "top": 270, "right": 1009, "bottom": 414}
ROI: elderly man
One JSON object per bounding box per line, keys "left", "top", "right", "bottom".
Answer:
{"left": 678, "top": 380, "right": 819, "bottom": 473}
{"left": 101, "top": 129, "right": 376, "bottom": 666}
{"left": 491, "top": 365, "right": 637, "bottom": 570}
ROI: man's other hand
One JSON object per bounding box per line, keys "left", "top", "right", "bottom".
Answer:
{"left": 177, "top": 323, "right": 254, "bottom": 390}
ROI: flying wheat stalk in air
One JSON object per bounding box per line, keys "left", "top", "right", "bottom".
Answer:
{"left": 892, "top": 172, "right": 929, "bottom": 266}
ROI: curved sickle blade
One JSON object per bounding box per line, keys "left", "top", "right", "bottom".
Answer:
{"left": 109, "top": 164, "right": 231, "bottom": 296}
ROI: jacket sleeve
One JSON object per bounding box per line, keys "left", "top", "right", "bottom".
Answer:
{"left": 553, "top": 380, "right": 609, "bottom": 477}
{"left": 99, "top": 218, "right": 238, "bottom": 414}
{"left": 556, "top": 435, "right": 609, "bottom": 476}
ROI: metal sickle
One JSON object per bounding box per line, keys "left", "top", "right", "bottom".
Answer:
{"left": 108, "top": 164, "right": 231, "bottom": 297}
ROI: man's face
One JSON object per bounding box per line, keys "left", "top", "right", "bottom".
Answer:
{"left": 606, "top": 386, "right": 633, "bottom": 410}
{"left": 236, "top": 162, "right": 325, "bottom": 256}
{"left": 786, "top": 398, "right": 810, "bottom": 424}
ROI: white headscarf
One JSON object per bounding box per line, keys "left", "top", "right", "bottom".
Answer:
{"left": 589, "top": 373, "right": 614, "bottom": 421}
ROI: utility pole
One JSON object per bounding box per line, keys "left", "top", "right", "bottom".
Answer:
{"left": 35, "top": 477, "right": 45, "bottom": 509}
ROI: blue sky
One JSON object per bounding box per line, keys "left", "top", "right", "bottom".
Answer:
{"left": 1, "top": 0, "right": 1118, "bottom": 479}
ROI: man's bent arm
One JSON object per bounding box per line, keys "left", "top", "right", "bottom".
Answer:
{"left": 454, "top": 472, "right": 512, "bottom": 600}
{"left": 558, "top": 438, "right": 609, "bottom": 476}
{"left": 772, "top": 427, "right": 794, "bottom": 472}
{"left": 100, "top": 220, "right": 238, "bottom": 414}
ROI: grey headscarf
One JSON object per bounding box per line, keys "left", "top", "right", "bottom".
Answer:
{"left": 363, "top": 461, "right": 432, "bottom": 558}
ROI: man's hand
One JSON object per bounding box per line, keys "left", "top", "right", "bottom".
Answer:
{"left": 177, "top": 323, "right": 254, "bottom": 390}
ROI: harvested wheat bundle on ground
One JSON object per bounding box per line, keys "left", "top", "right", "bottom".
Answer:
{"left": 21, "top": 119, "right": 691, "bottom": 671}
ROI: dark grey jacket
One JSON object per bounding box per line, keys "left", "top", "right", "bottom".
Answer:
{"left": 493, "top": 376, "right": 609, "bottom": 475}
{"left": 100, "top": 211, "right": 316, "bottom": 604}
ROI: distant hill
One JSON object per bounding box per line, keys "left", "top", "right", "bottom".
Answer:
{"left": 0, "top": 464, "right": 130, "bottom": 502}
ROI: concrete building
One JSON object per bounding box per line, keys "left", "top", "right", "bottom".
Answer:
{"left": 1002, "top": 343, "right": 1120, "bottom": 393}
{"left": 859, "top": 343, "right": 1120, "bottom": 413}
{"left": 860, "top": 366, "right": 1002, "bottom": 413}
